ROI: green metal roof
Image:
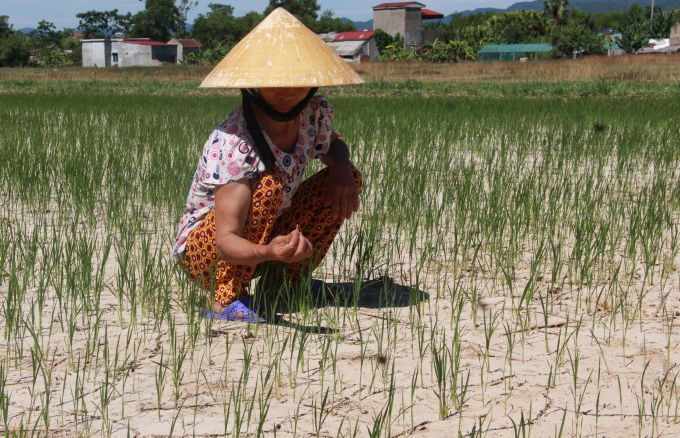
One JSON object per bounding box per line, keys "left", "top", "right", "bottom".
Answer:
{"left": 478, "top": 44, "right": 553, "bottom": 53}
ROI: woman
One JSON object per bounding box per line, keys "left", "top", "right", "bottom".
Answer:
{"left": 173, "top": 8, "right": 365, "bottom": 322}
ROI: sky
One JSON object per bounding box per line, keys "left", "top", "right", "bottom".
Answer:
{"left": 2, "top": 0, "right": 519, "bottom": 30}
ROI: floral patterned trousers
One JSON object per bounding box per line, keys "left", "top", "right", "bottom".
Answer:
{"left": 182, "top": 166, "right": 362, "bottom": 307}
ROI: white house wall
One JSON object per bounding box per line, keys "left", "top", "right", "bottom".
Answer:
{"left": 82, "top": 41, "right": 111, "bottom": 68}
{"left": 373, "top": 7, "right": 422, "bottom": 49}
{"left": 118, "top": 43, "right": 156, "bottom": 67}
{"left": 403, "top": 8, "right": 422, "bottom": 48}
{"left": 373, "top": 9, "right": 406, "bottom": 41}
{"left": 367, "top": 38, "right": 378, "bottom": 61}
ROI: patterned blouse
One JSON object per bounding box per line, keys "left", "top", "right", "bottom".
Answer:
{"left": 173, "top": 95, "right": 334, "bottom": 256}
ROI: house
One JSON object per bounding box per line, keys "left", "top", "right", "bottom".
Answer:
{"left": 671, "top": 23, "right": 679, "bottom": 39}
{"left": 601, "top": 31, "right": 624, "bottom": 56}
{"left": 318, "top": 32, "right": 339, "bottom": 43}
{"left": 167, "top": 38, "right": 203, "bottom": 62}
{"left": 82, "top": 39, "right": 179, "bottom": 67}
{"left": 372, "top": 2, "right": 445, "bottom": 49}
{"left": 605, "top": 40, "right": 624, "bottom": 57}
{"left": 637, "top": 38, "right": 680, "bottom": 55}
{"left": 326, "top": 30, "right": 378, "bottom": 63}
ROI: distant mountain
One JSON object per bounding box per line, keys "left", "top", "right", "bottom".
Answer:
{"left": 340, "top": 17, "right": 373, "bottom": 30}
{"left": 454, "top": 9, "right": 504, "bottom": 18}
{"left": 341, "top": 0, "right": 679, "bottom": 30}
{"left": 19, "top": 27, "right": 36, "bottom": 34}
{"left": 455, "top": 0, "right": 679, "bottom": 17}
{"left": 657, "top": 0, "right": 680, "bottom": 9}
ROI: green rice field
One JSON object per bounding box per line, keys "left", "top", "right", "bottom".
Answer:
{"left": 1, "top": 92, "right": 680, "bottom": 437}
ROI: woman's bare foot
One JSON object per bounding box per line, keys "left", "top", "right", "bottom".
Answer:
{"left": 214, "top": 302, "right": 244, "bottom": 319}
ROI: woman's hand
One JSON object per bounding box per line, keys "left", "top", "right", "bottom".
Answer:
{"left": 324, "top": 160, "right": 359, "bottom": 220}
{"left": 267, "top": 228, "right": 313, "bottom": 263}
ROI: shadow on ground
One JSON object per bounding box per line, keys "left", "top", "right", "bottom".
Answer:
{"left": 249, "top": 277, "right": 430, "bottom": 334}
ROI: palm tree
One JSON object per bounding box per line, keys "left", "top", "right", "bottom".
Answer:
{"left": 543, "top": 0, "right": 570, "bottom": 26}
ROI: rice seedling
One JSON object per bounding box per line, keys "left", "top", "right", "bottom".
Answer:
{"left": 0, "top": 90, "right": 679, "bottom": 436}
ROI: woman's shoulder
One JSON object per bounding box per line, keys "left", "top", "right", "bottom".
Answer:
{"left": 214, "top": 106, "right": 247, "bottom": 139}
{"left": 202, "top": 107, "right": 256, "bottom": 156}
{"left": 198, "top": 107, "right": 264, "bottom": 184}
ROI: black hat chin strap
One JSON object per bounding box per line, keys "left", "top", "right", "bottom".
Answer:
{"left": 240, "top": 88, "right": 318, "bottom": 170}
{"left": 243, "top": 88, "right": 318, "bottom": 122}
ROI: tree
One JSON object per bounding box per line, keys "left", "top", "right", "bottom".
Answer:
{"left": 444, "top": 11, "right": 498, "bottom": 32}
{"left": 648, "top": 7, "right": 679, "bottom": 39}
{"left": 0, "top": 18, "right": 29, "bottom": 67}
{"left": 623, "top": 2, "right": 647, "bottom": 29}
{"left": 176, "top": 0, "right": 199, "bottom": 38}
{"left": 543, "top": 0, "right": 570, "bottom": 26}
{"left": 618, "top": 3, "right": 649, "bottom": 53}
{"left": 568, "top": 7, "right": 597, "bottom": 32}
{"left": 236, "top": 11, "right": 264, "bottom": 38}
{"left": 0, "top": 15, "right": 13, "bottom": 38}
{"left": 550, "top": 21, "right": 606, "bottom": 58}
{"left": 420, "top": 39, "right": 476, "bottom": 62}
{"left": 588, "top": 10, "right": 626, "bottom": 31}
{"left": 38, "top": 46, "right": 73, "bottom": 67}
{"left": 447, "top": 40, "right": 476, "bottom": 60}
{"left": 374, "top": 28, "right": 394, "bottom": 54}
{"left": 310, "top": 10, "right": 355, "bottom": 33}
{"left": 130, "top": 0, "right": 181, "bottom": 42}
{"left": 76, "top": 10, "right": 133, "bottom": 38}
{"left": 378, "top": 33, "right": 414, "bottom": 61}
{"left": 32, "top": 20, "right": 62, "bottom": 47}
{"left": 184, "top": 41, "right": 230, "bottom": 64}
{"left": 191, "top": 5, "right": 266, "bottom": 49}
{"left": 618, "top": 25, "right": 648, "bottom": 53}
{"left": 192, "top": 4, "right": 239, "bottom": 47}
{"left": 264, "top": 0, "right": 321, "bottom": 21}
{"left": 487, "top": 10, "right": 549, "bottom": 44}
{"left": 0, "top": 34, "right": 28, "bottom": 66}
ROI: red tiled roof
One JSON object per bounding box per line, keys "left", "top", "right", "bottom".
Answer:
{"left": 334, "top": 31, "right": 375, "bottom": 41}
{"left": 173, "top": 38, "right": 203, "bottom": 48}
{"left": 121, "top": 40, "right": 176, "bottom": 46}
{"left": 73, "top": 33, "right": 84, "bottom": 37}
{"left": 421, "top": 9, "right": 444, "bottom": 19}
{"left": 373, "top": 2, "right": 425, "bottom": 9}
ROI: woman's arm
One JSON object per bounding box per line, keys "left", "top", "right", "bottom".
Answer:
{"left": 321, "top": 131, "right": 352, "bottom": 167}
{"left": 320, "top": 130, "right": 359, "bottom": 220}
{"left": 213, "top": 179, "right": 313, "bottom": 265}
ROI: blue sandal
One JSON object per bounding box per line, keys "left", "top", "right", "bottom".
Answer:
{"left": 201, "top": 297, "right": 266, "bottom": 323}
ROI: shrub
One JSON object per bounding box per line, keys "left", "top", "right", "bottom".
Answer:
{"left": 183, "top": 41, "right": 233, "bottom": 65}
{"left": 374, "top": 28, "right": 394, "bottom": 54}
{"left": 38, "top": 46, "right": 74, "bottom": 67}
{"left": 0, "top": 34, "right": 29, "bottom": 67}
{"left": 549, "top": 22, "right": 606, "bottom": 58}
{"left": 421, "top": 39, "right": 476, "bottom": 62}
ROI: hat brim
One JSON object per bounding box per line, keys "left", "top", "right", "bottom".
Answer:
{"left": 199, "top": 8, "right": 365, "bottom": 89}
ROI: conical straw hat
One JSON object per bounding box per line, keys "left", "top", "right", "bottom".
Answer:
{"left": 200, "top": 8, "right": 365, "bottom": 88}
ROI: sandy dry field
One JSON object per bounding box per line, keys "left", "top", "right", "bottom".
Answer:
{"left": 1, "top": 203, "right": 679, "bottom": 437}
{"left": 1, "top": 92, "right": 680, "bottom": 437}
